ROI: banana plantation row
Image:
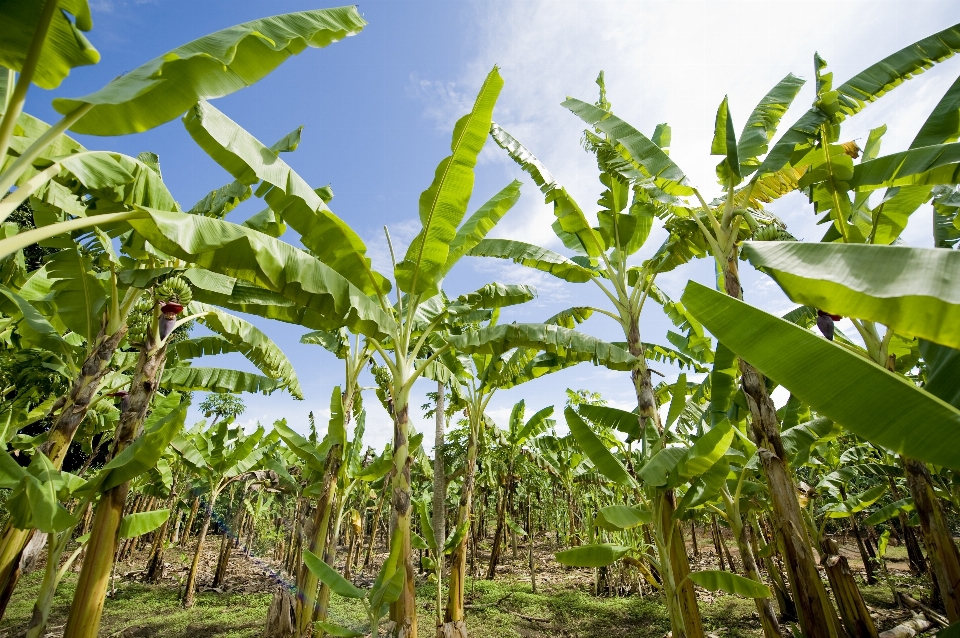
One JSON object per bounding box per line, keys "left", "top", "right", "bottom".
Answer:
{"left": 0, "top": 3, "right": 958, "bottom": 638}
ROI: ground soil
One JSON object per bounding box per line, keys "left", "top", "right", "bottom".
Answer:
{"left": 0, "top": 527, "right": 937, "bottom": 637}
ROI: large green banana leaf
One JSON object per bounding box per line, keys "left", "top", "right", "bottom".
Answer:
{"left": 161, "top": 366, "right": 283, "bottom": 395}
{"left": 912, "top": 74, "right": 960, "bottom": 149}
{"left": 737, "top": 74, "right": 805, "bottom": 173}
{"left": 45, "top": 247, "right": 106, "bottom": 344}
{"left": 687, "top": 571, "right": 770, "bottom": 598}
{"left": 850, "top": 141, "right": 960, "bottom": 189}
{"left": 446, "top": 323, "right": 635, "bottom": 371}
{"left": 441, "top": 180, "right": 521, "bottom": 276}
{"left": 79, "top": 393, "right": 187, "bottom": 495}
{"left": 565, "top": 407, "right": 635, "bottom": 488}
{"left": 188, "top": 301, "right": 301, "bottom": 398}
{"left": 0, "top": 285, "right": 77, "bottom": 373}
{"left": 467, "top": 238, "right": 594, "bottom": 282}
{"left": 396, "top": 67, "right": 503, "bottom": 295}
{"left": 832, "top": 22, "right": 960, "bottom": 124}
{"left": 919, "top": 339, "right": 960, "bottom": 410}
{"left": 681, "top": 281, "right": 960, "bottom": 470}
{"left": 183, "top": 268, "right": 333, "bottom": 332}
{"left": 128, "top": 208, "right": 393, "bottom": 339}
{"left": 711, "top": 96, "right": 741, "bottom": 182}
{"left": 119, "top": 509, "right": 169, "bottom": 539}
{"left": 182, "top": 100, "right": 388, "bottom": 296}
{"left": 455, "top": 283, "right": 536, "bottom": 309}
{"left": 53, "top": 7, "right": 366, "bottom": 135}
{"left": 555, "top": 543, "right": 629, "bottom": 568}
{"left": 744, "top": 241, "right": 960, "bottom": 349}
{"left": 171, "top": 336, "right": 238, "bottom": 360}
{"left": 0, "top": 0, "right": 98, "bottom": 90}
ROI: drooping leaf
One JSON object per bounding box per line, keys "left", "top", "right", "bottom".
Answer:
{"left": 594, "top": 505, "right": 651, "bottom": 531}
{"left": 467, "top": 238, "right": 594, "bottom": 282}
{"left": 579, "top": 404, "right": 643, "bottom": 441}
{"left": 562, "top": 98, "right": 692, "bottom": 194}
{"left": 863, "top": 497, "right": 914, "bottom": 526}
{"left": 302, "top": 550, "right": 365, "bottom": 599}
{"left": 744, "top": 241, "right": 960, "bottom": 350}
{"left": 161, "top": 367, "right": 283, "bottom": 396}
{"left": 447, "top": 324, "right": 635, "bottom": 371}
{"left": 555, "top": 544, "right": 629, "bottom": 568}
{"left": 187, "top": 302, "right": 301, "bottom": 398}
{"left": 182, "top": 100, "right": 388, "bottom": 297}
{"left": 489, "top": 123, "right": 599, "bottom": 256}
{"left": 396, "top": 67, "right": 503, "bottom": 296}
{"left": 687, "top": 570, "right": 771, "bottom": 598}
{"left": 53, "top": 7, "right": 367, "bottom": 134}
{"left": 456, "top": 283, "right": 536, "bottom": 309}
{"left": 128, "top": 208, "right": 392, "bottom": 339}
{"left": 119, "top": 509, "right": 169, "bottom": 539}
{"left": 272, "top": 419, "right": 325, "bottom": 472}
{"left": 0, "top": 0, "right": 98, "bottom": 90}
{"left": 314, "top": 622, "right": 363, "bottom": 638}
{"left": 565, "top": 407, "right": 635, "bottom": 488}
{"left": 681, "top": 281, "right": 960, "bottom": 471}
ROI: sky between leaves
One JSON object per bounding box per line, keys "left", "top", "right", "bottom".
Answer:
{"left": 28, "top": 0, "right": 960, "bottom": 452}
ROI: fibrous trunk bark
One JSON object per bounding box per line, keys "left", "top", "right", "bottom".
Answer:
{"left": 820, "top": 537, "right": 878, "bottom": 638}
{"left": 63, "top": 337, "right": 167, "bottom": 638}
{"left": 182, "top": 507, "right": 212, "bottom": 608}
{"left": 440, "top": 411, "right": 479, "bottom": 638}
{"left": 734, "top": 517, "right": 781, "bottom": 638}
{"left": 628, "top": 315, "right": 703, "bottom": 638}
{"left": 902, "top": 456, "right": 960, "bottom": 622}
{"left": 433, "top": 381, "right": 447, "bottom": 559}
{"left": 724, "top": 254, "right": 839, "bottom": 638}
{"left": 388, "top": 402, "right": 417, "bottom": 638}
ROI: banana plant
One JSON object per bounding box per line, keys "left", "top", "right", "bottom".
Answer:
{"left": 475, "top": 73, "right": 726, "bottom": 637}
{"left": 485, "top": 400, "right": 554, "bottom": 580}
{"left": 554, "top": 24, "right": 960, "bottom": 638}
{"left": 170, "top": 418, "right": 273, "bottom": 608}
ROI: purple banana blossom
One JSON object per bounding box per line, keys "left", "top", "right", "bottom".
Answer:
{"left": 816, "top": 309, "right": 841, "bottom": 341}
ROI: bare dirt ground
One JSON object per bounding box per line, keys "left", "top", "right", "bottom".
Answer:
{"left": 0, "top": 527, "right": 939, "bottom": 638}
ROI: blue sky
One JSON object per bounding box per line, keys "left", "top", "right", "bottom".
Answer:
{"left": 25, "top": 0, "right": 960, "bottom": 450}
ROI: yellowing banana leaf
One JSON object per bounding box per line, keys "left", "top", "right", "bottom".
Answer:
{"left": 54, "top": 7, "right": 366, "bottom": 134}
{"left": 467, "top": 238, "right": 595, "bottom": 283}
{"left": 681, "top": 281, "right": 960, "bottom": 471}
{"left": 397, "top": 67, "right": 503, "bottom": 296}
{"left": 0, "top": 0, "right": 98, "bottom": 90}
{"left": 744, "top": 241, "right": 960, "bottom": 349}
{"left": 555, "top": 543, "right": 629, "bottom": 568}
